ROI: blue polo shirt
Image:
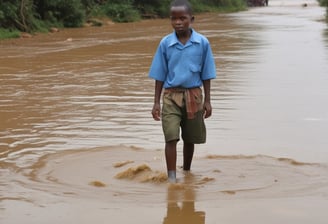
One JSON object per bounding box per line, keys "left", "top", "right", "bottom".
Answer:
{"left": 149, "top": 29, "right": 216, "bottom": 88}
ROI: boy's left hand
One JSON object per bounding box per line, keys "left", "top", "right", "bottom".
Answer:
{"left": 203, "top": 102, "right": 212, "bottom": 119}
{"left": 152, "top": 103, "right": 161, "bottom": 121}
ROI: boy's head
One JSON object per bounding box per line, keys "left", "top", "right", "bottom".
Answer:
{"left": 170, "top": 0, "right": 194, "bottom": 35}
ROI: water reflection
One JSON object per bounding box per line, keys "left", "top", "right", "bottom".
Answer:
{"left": 163, "top": 175, "right": 205, "bottom": 224}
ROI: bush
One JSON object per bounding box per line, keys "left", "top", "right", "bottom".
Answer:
{"left": 34, "top": 0, "right": 86, "bottom": 27}
{"left": 190, "top": 0, "right": 246, "bottom": 12}
{"left": 102, "top": 2, "right": 140, "bottom": 22}
{"left": 134, "top": 0, "right": 171, "bottom": 17}
{"left": 0, "top": 28, "right": 20, "bottom": 39}
{"left": 0, "top": 0, "right": 35, "bottom": 31}
{"left": 0, "top": 1, "right": 17, "bottom": 29}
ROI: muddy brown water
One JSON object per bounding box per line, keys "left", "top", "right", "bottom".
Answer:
{"left": 1, "top": 0, "right": 328, "bottom": 223}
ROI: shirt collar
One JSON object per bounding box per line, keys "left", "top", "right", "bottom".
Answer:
{"left": 168, "top": 29, "right": 201, "bottom": 47}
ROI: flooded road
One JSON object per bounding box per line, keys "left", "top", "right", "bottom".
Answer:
{"left": 1, "top": 1, "right": 327, "bottom": 164}
{"left": 1, "top": 0, "right": 328, "bottom": 223}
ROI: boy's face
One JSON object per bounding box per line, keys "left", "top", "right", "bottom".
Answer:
{"left": 170, "top": 6, "right": 194, "bottom": 35}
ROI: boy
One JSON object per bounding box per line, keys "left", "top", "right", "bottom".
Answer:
{"left": 149, "top": 0, "right": 216, "bottom": 183}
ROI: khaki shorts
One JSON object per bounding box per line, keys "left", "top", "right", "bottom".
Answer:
{"left": 161, "top": 91, "right": 206, "bottom": 144}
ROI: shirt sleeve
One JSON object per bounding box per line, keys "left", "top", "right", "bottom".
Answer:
{"left": 149, "top": 40, "right": 168, "bottom": 82}
{"left": 201, "top": 40, "right": 216, "bottom": 80}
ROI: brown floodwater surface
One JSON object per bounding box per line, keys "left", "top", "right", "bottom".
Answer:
{"left": 1, "top": 0, "right": 328, "bottom": 223}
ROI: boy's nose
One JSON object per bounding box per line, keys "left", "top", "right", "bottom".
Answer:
{"left": 174, "top": 19, "right": 182, "bottom": 25}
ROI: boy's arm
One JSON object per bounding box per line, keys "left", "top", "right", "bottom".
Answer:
{"left": 203, "top": 79, "right": 212, "bottom": 119}
{"left": 152, "top": 80, "right": 164, "bottom": 121}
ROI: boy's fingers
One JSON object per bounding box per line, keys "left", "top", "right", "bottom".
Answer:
{"left": 203, "top": 110, "right": 209, "bottom": 118}
{"left": 152, "top": 103, "right": 160, "bottom": 121}
{"left": 205, "top": 110, "right": 212, "bottom": 118}
{"left": 203, "top": 105, "right": 212, "bottom": 119}
{"left": 152, "top": 109, "right": 161, "bottom": 121}
{"left": 154, "top": 112, "right": 160, "bottom": 120}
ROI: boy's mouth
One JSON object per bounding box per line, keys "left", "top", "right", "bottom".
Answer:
{"left": 175, "top": 26, "right": 185, "bottom": 31}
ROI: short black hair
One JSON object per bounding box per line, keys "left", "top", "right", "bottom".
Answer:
{"left": 170, "top": 0, "right": 193, "bottom": 14}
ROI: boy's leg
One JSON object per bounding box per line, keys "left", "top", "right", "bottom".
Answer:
{"left": 183, "top": 142, "right": 194, "bottom": 171}
{"left": 162, "top": 92, "right": 182, "bottom": 183}
{"left": 165, "top": 140, "right": 178, "bottom": 182}
{"left": 181, "top": 109, "right": 205, "bottom": 172}
{"left": 165, "top": 140, "right": 178, "bottom": 171}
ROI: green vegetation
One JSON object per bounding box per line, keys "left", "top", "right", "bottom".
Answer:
{"left": 190, "top": 0, "right": 246, "bottom": 12}
{"left": 318, "top": 0, "right": 328, "bottom": 22}
{"left": 0, "top": 0, "right": 247, "bottom": 39}
{"left": 0, "top": 28, "right": 20, "bottom": 39}
{"left": 96, "top": 1, "right": 141, "bottom": 22}
{"left": 34, "top": 0, "right": 86, "bottom": 28}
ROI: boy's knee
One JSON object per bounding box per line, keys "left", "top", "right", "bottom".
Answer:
{"left": 165, "top": 140, "right": 178, "bottom": 151}
{"left": 166, "top": 140, "right": 178, "bottom": 145}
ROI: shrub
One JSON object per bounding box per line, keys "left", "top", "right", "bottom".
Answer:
{"left": 34, "top": 0, "right": 85, "bottom": 27}
{"left": 134, "top": 0, "right": 171, "bottom": 17}
{"left": 0, "top": 28, "right": 20, "bottom": 39}
{"left": 0, "top": 0, "right": 35, "bottom": 31}
{"left": 190, "top": 0, "right": 246, "bottom": 12}
{"left": 0, "top": 1, "right": 17, "bottom": 29}
{"left": 102, "top": 2, "right": 141, "bottom": 22}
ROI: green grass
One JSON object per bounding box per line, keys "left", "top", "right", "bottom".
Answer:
{"left": 190, "top": 0, "right": 247, "bottom": 13}
{"left": 0, "top": 29, "right": 20, "bottom": 40}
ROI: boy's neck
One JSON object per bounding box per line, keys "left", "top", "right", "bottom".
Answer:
{"left": 176, "top": 28, "right": 192, "bottom": 45}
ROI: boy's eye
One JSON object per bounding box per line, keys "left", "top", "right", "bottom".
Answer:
{"left": 170, "top": 16, "right": 187, "bottom": 21}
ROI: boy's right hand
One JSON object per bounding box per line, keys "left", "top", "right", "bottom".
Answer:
{"left": 152, "top": 103, "right": 161, "bottom": 121}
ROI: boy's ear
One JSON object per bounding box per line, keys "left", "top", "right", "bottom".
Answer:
{"left": 191, "top": 16, "right": 195, "bottom": 22}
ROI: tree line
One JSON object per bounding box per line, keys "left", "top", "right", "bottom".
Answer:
{"left": 1, "top": 0, "right": 327, "bottom": 39}
{"left": 0, "top": 0, "right": 247, "bottom": 38}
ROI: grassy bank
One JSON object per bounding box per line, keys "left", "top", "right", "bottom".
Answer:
{"left": 190, "top": 0, "right": 246, "bottom": 13}
{"left": 0, "top": 0, "right": 247, "bottom": 40}
{"left": 88, "top": 0, "right": 247, "bottom": 22}
{"left": 0, "top": 29, "right": 20, "bottom": 40}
